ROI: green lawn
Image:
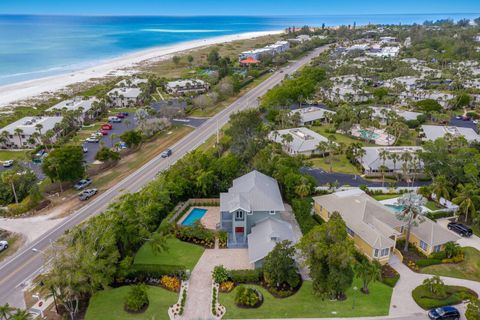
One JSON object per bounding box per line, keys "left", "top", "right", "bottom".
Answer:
{"left": 372, "top": 194, "right": 400, "bottom": 201}
{"left": 0, "top": 150, "right": 31, "bottom": 162}
{"left": 421, "top": 247, "right": 480, "bottom": 282}
{"left": 220, "top": 279, "right": 392, "bottom": 319}
{"left": 310, "top": 125, "right": 376, "bottom": 147}
{"left": 85, "top": 285, "right": 177, "bottom": 320}
{"left": 134, "top": 238, "right": 205, "bottom": 270}
{"left": 308, "top": 155, "right": 361, "bottom": 175}
{"left": 412, "top": 284, "right": 477, "bottom": 309}
{"left": 424, "top": 201, "right": 444, "bottom": 211}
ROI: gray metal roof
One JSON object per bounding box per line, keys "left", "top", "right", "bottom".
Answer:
{"left": 220, "top": 170, "right": 285, "bottom": 213}
{"left": 268, "top": 127, "right": 329, "bottom": 153}
{"left": 421, "top": 125, "right": 480, "bottom": 142}
{"left": 47, "top": 97, "right": 97, "bottom": 113}
{"left": 359, "top": 146, "right": 424, "bottom": 171}
{"left": 290, "top": 106, "right": 336, "bottom": 124}
{"left": 1, "top": 116, "right": 63, "bottom": 135}
{"left": 107, "top": 87, "right": 142, "bottom": 99}
{"left": 247, "top": 217, "right": 296, "bottom": 263}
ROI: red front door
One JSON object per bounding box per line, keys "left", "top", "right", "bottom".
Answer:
{"left": 235, "top": 227, "right": 244, "bottom": 233}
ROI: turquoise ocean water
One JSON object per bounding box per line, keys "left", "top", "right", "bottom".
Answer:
{"left": 0, "top": 14, "right": 478, "bottom": 85}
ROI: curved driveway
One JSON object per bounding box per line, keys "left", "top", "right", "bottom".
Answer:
{"left": 0, "top": 45, "right": 330, "bottom": 307}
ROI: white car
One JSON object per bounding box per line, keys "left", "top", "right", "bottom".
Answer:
{"left": 0, "top": 240, "right": 8, "bottom": 252}
{"left": 2, "top": 160, "right": 14, "bottom": 168}
{"left": 85, "top": 136, "right": 100, "bottom": 143}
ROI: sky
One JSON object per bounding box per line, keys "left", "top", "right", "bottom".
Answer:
{"left": 0, "top": 0, "right": 479, "bottom": 16}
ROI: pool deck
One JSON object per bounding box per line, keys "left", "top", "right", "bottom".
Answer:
{"left": 178, "top": 206, "right": 220, "bottom": 230}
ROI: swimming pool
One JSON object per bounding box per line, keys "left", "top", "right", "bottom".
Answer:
{"left": 385, "top": 204, "right": 405, "bottom": 213}
{"left": 359, "top": 129, "right": 380, "bottom": 140}
{"left": 181, "top": 208, "right": 208, "bottom": 226}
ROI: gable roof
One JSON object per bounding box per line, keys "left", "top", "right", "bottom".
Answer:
{"left": 220, "top": 170, "right": 285, "bottom": 213}
{"left": 268, "top": 127, "right": 329, "bottom": 153}
{"left": 359, "top": 146, "right": 424, "bottom": 171}
{"left": 247, "top": 217, "right": 297, "bottom": 263}
{"left": 290, "top": 106, "right": 336, "bottom": 123}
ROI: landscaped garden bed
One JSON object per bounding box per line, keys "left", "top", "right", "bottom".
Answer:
{"left": 234, "top": 286, "right": 264, "bottom": 309}
{"left": 380, "top": 264, "right": 400, "bottom": 287}
{"left": 421, "top": 247, "right": 480, "bottom": 282}
{"left": 412, "top": 280, "right": 477, "bottom": 310}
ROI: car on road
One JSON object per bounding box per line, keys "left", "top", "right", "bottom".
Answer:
{"left": 473, "top": 120, "right": 479, "bottom": 124}
{"left": 85, "top": 136, "right": 100, "bottom": 143}
{"left": 74, "top": 178, "right": 92, "bottom": 190}
{"left": 108, "top": 116, "right": 122, "bottom": 123}
{"left": 428, "top": 306, "right": 460, "bottom": 320}
{"left": 83, "top": 146, "right": 88, "bottom": 153}
{"left": 3, "top": 160, "right": 14, "bottom": 168}
{"left": 161, "top": 149, "right": 172, "bottom": 158}
{"left": 455, "top": 115, "right": 462, "bottom": 120}
{"left": 99, "top": 129, "right": 109, "bottom": 135}
{"left": 0, "top": 240, "right": 8, "bottom": 252}
{"left": 447, "top": 222, "right": 473, "bottom": 237}
{"left": 116, "top": 113, "right": 125, "bottom": 119}
{"left": 101, "top": 124, "right": 113, "bottom": 130}
{"left": 79, "top": 188, "right": 97, "bottom": 201}
{"left": 121, "top": 112, "right": 129, "bottom": 117}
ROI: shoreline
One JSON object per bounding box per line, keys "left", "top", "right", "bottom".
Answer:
{"left": 0, "top": 30, "right": 283, "bottom": 108}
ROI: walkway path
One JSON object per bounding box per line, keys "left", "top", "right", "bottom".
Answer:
{"left": 389, "top": 255, "right": 480, "bottom": 319}
{"left": 182, "top": 248, "right": 253, "bottom": 320}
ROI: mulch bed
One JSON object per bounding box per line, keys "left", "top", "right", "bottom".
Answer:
{"left": 235, "top": 289, "right": 264, "bottom": 309}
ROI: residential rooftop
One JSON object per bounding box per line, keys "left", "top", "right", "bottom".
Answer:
{"left": 47, "top": 97, "right": 97, "bottom": 113}
{"left": 268, "top": 127, "right": 329, "bottom": 154}
{"left": 1, "top": 116, "right": 63, "bottom": 135}
{"left": 421, "top": 125, "right": 480, "bottom": 142}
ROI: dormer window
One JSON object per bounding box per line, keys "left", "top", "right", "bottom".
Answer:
{"left": 235, "top": 210, "right": 244, "bottom": 221}
{"left": 269, "top": 210, "right": 275, "bottom": 215}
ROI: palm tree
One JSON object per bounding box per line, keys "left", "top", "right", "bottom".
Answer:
{"left": 35, "top": 123, "right": 43, "bottom": 136}
{"left": 431, "top": 175, "right": 450, "bottom": 203}
{"left": 453, "top": 183, "right": 480, "bottom": 223}
{"left": 295, "top": 178, "right": 311, "bottom": 198}
{"left": 10, "top": 309, "right": 32, "bottom": 320}
{"left": 354, "top": 260, "right": 382, "bottom": 294}
{"left": 396, "top": 193, "right": 427, "bottom": 252}
{"left": 400, "top": 151, "right": 413, "bottom": 184}
{"left": 2, "top": 170, "right": 19, "bottom": 204}
{"left": 14, "top": 128, "right": 24, "bottom": 148}
{"left": 379, "top": 164, "right": 388, "bottom": 187}
{"left": 0, "top": 303, "right": 14, "bottom": 320}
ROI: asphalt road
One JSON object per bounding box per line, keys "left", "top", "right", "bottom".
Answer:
{"left": 0, "top": 45, "right": 330, "bottom": 307}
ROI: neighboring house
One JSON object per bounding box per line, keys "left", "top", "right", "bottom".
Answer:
{"left": 165, "top": 79, "right": 209, "bottom": 96}
{"left": 287, "top": 35, "right": 311, "bottom": 44}
{"left": 220, "top": 170, "right": 288, "bottom": 254}
{"left": 421, "top": 125, "right": 480, "bottom": 143}
{"left": 107, "top": 87, "right": 143, "bottom": 107}
{"left": 247, "top": 218, "right": 296, "bottom": 268}
{"left": 383, "top": 76, "right": 421, "bottom": 91}
{"left": 150, "top": 99, "right": 187, "bottom": 118}
{"left": 399, "top": 90, "right": 454, "bottom": 108}
{"left": 379, "top": 36, "right": 397, "bottom": 44}
{"left": 365, "top": 46, "right": 400, "bottom": 58}
{"left": 313, "top": 189, "right": 459, "bottom": 264}
{"left": 46, "top": 96, "right": 97, "bottom": 121}
{"left": 0, "top": 116, "right": 63, "bottom": 149}
{"left": 358, "top": 146, "right": 424, "bottom": 177}
{"left": 239, "top": 41, "right": 290, "bottom": 61}
{"left": 268, "top": 127, "right": 329, "bottom": 156}
{"left": 116, "top": 78, "right": 148, "bottom": 87}
{"left": 369, "top": 106, "right": 423, "bottom": 124}
{"left": 290, "top": 106, "right": 336, "bottom": 125}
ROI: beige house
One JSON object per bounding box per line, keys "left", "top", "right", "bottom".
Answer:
{"left": 313, "top": 189, "right": 459, "bottom": 264}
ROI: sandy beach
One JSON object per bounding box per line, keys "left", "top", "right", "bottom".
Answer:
{"left": 0, "top": 30, "right": 283, "bottom": 108}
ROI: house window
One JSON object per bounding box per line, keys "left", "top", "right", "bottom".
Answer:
{"left": 247, "top": 211, "right": 253, "bottom": 216}
{"left": 374, "top": 249, "right": 379, "bottom": 257}
{"left": 269, "top": 210, "right": 275, "bottom": 215}
{"left": 346, "top": 227, "right": 355, "bottom": 237}
{"left": 433, "top": 245, "right": 441, "bottom": 253}
{"left": 235, "top": 211, "right": 244, "bottom": 221}
{"left": 381, "top": 248, "right": 389, "bottom": 257}
{"left": 420, "top": 240, "right": 428, "bottom": 251}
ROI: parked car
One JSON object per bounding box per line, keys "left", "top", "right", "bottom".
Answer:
{"left": 74, "top": 178, "right": 92, "bottom": 190}
{"left": 101, "top": 124, "right": 113, "bottom": 130}
{"left": 119, "top": 141, "right": 128, "bottom": 149}
{"left": 121, "top": 112, "right": 129, "bottom": 117}
{"left": 35, "top": 149, "right": 46, "bottom": 158}
{"left": 447, "top": 222, "right": 473, "bottom": 237}
{"left": 428, "top": 306, "right": 460, "bottom": 320}
{"left": 108, "top": 116, "right": 122, "bottom": 123}
{"left": 161, "top": 149, "right": 172, "bottom": 158}
{"left": 473, "top": 120, "right": 479, "bottom": 125}
{"left": 79, "top": 188, "right": 97, "bottom": 201}
{"left": 99, "top": 129, "right": 109, "bottom": 136}
{"left": 3, "top": 160, "right": 14, "bottom": 168}
{"left": 82, "top": 145, "right": 88, "bottom": 153}
{"left": 0, "top": 240, "right": 8, "bottom": 252}
{"left": 85, "top": 136, "right": 100, "bottom": 143}
{"left": 462, "top": 116, "right": 470, "bottom": 121}
{"left": 455, "top": 115, "right": 462, "bottom": 120}
{"left": 116, "top": 113, "right": 125, "bottom": 119}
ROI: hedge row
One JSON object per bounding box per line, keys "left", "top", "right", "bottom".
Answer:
{"left": 229, "top": 269, "right": 263, "bottom": 284}
{"left": 128, "top": 263, "right": 186, "bottom": 279}
{"left": 426, "top": 211, "right": 454, "bottom": 221}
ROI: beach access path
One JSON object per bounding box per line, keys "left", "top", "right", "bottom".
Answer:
{"left": 0, "top": 31, "right": 282, "bottom": 107}
{"left": 0, "top": 44, "right": 331, "bottom": 308}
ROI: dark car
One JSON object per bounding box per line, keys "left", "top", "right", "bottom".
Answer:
{"left": 428, "top": 306, "right": 460, "bottom": 320}
{"left": 447, "top": 221, "right": 473, "bottom": 237}
{"left": 161, "top": 149, "right": 172, "bottom": 158}
{"left": 116, "top": 113, "right": 125, "bottom": 119}
{"left": 74, "top": 178, "right": 92, "bottom": 190}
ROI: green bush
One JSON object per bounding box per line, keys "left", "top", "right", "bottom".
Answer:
{"left": 234, "top": 286, "right": 261, "bottom": 308}
{"left": 412, "top": 284, "right": 477, "bottom": 309}
{"left": 212, "top": 265, "right": 229, "bottom": 284}
{"left": 426, "top": 211, "right": 454, "bottom": 221}
{"left": 175, "top": 222, "right": 215, "bottom": 248}
{"left": 291, "top": 198, "right": 319, "bottom": 234}
{"left": 229, "top": 269, "right": 263, "bottom": 284}
{"left": 382, "top": 275, "right": 400, "bottom": 287}
{"left": 416, "top": 259, "right": 443, "bottom": 268}
{"left": 128, "top": 263, "right": 186, "bottom": 280}
{"left": 124, "top": 284, "right": 149, "bottom": 312}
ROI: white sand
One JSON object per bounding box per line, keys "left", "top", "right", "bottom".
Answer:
{"left": 0, "top": 30, "right": 283, "bottom": 107}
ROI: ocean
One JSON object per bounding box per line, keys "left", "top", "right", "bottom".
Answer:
{"left": 0, "top": 13, "right": 478, "bottom": 86}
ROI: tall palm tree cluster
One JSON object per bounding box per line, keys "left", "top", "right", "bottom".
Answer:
{"left": 0, "top": 303, "right": 32, "bottom": 320}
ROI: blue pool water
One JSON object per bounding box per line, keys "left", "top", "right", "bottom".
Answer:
{"left": 386, "top": 204, "right": 405, "bottom": 213}
{"left": 181, "top": 208, "right": 207, "bottom": 226}
{"left": 359, "top": 129, "right": 380, "bottom": 140}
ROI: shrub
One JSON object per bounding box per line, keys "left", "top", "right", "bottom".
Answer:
{"left": 160, "top": 275, "right": 181, "bottom": 292}
{"left": 128, "top": 263, "right": 186, "bottom": 280}
{"left": 426, "top": 211, "right": 454, "bottom": 221}
{"left": 416, "top": 259, "right": 443, "bottom": 268}
{"left": 442, "top": 254, "right": 464, "bottom": 264}
{"left": 217, "top": 230, "right": 228, "bottom": 248}
{"left": 234, "top": 286, "right": 262, "bottom": 308}
{"left": 381, "top": 264, "right": 400, "bottom": 288}
{"left": 412, "top": 284, "right": 477, "bottom": 309}
{"left": 175, "top": 222, "right": 215, "bottom": 248}
{"left": 291, "top": 198, "right": 319, "bottom": 234}
{"left": 212, "top": 265, "right": 229, "bottom": 284}
{"left": 219, "top": 281, "right": 234, "bottom": 293}
{"left": 229, "top": 269, "right": 263, "bottom": 284}
{"left": 124, "top": 284, "right": 149, "bottom": 312}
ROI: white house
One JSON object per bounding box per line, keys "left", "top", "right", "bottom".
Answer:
{"left": 107, "top": 87, "right": 143, "bottom": 107}
{"left": 399, "top": 90, "right": 454, "bottom": 108}
{"left": 1, "top": 116, "right": 63, "bottom": 149}
{"left": 46, "top": 97, "right": 97, "bottom": 121}
{"left": 165, "top": 79, "right": 209, "bottom": 96}
{"left": 421, "top": 125, "right": 480, "bottom": 143}
{"left": 366, "top": 46, "right": 400, "bottom": 58}
{"left": 239, "top": 41, "right": 290, "bottom": 61}
{"left": 290, "top": 106, "right": 336, "bottom": 125}
{"left": 358, "top": 146, "right": 424, "bottom": 177}
{"left": 269, "top": 127, "right": 329, "bottom": 156}
{"left": 369, "top": 106, "right": 423, "bottom": 124}
{"left": 115, "top": 78, "right": 148, "bottom": 87}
